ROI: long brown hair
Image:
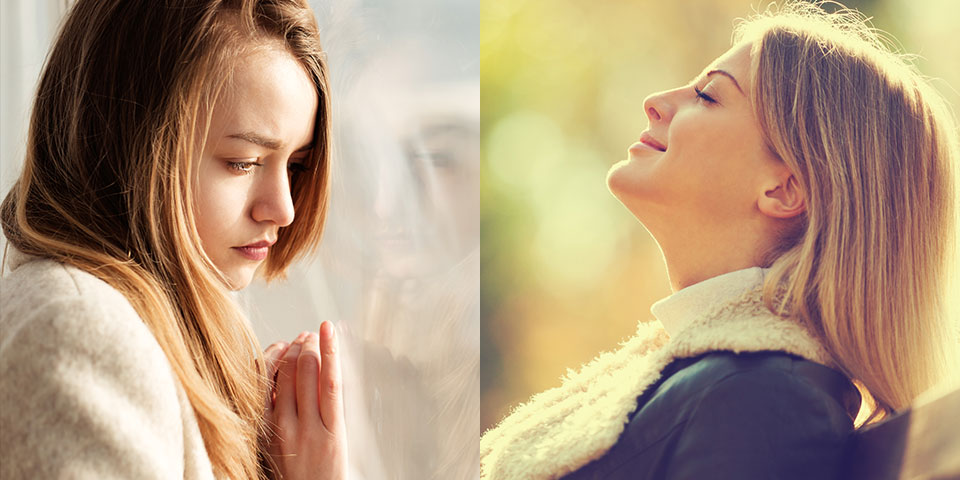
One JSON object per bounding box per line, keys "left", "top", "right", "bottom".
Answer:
{"left": 1, "top": 0, "right": 331, "bottom": 477}
{"left": 738, "top": 1, "right": 959, "bottom": 428}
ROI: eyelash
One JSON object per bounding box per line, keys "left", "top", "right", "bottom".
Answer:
{"left": 227, "top": 161, "right": 309, "bottom": 176}
{"left": 228, "top": 161, "right": 262, "bottom": 175}
{"left": 694, "top": 86, "right": 716, "bottom": 104}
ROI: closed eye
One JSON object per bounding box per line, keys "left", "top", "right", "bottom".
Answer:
{"left": 694, "top": 86, "right": 717, "bottom": 104}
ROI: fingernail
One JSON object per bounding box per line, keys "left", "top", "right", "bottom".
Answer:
{"left": 321, "top": 321, "right": 335, "bottom": 340}
{"left": 295, "top": 331, "right": 309, "bottom": 343}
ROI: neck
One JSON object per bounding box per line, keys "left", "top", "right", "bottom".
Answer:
{"left": 664, "top": 256, "right": 759, "bottom": 292}
{"left": 653, "top": 226, "right": 767, "bottom": 292}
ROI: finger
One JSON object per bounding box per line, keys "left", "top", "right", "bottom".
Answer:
{"left": 297, "top": 332, "right": 322, "bottom": 421}
{"left": 263, "top": 342, "right": 289, "bottom": 413}
{"left": 318, "top": 321, "right": 344, "bottom": 432}
{"left": 265, "top": 342, "right": 289, "bottom": 379}
{"left": 276, "top": 335, "right": 305, "bottom": 421}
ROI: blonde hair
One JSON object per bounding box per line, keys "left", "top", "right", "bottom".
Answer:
{"left": 1, "top": 0, "right": 331, "bottom": 477}
{"left": 737, "top": 1, "right": 960, "bottom": 428}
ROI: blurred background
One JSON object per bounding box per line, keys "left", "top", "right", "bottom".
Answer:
{"left": 479, "top": 0, "right": 960, "bottom": 432}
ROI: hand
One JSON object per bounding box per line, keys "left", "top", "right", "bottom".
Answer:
{"left": 262, "top": 321, "right": 348, "bottom": 480}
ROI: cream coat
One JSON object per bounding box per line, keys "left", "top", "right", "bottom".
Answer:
{"left": 480, "top": 267, "right": 841, "bottom": 480}
{"left": 0, "top": 249, "right": 215, "bottom": 479}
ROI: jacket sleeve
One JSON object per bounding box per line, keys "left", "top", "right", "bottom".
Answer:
{"left": 662, "top": 368, "right": 850, "bottom": 480}
{"left": 0, "top": 294, "right": 189, "bottom": 479}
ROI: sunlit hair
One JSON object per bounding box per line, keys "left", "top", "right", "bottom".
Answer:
{"left": 736, "top": 1, "right": 960, "bottom": 428}
{"left": 0, "top": 0, "right": 331, "bottom": 477}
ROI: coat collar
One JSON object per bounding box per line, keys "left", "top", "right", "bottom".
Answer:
{"left": 2, "top": 245, "right": 35, "bottom": 273}
{"left": 651, "top": 267, "right": 767, "bottom": 337}
{"left": 480, "top": 269, "right": 841, "bottom": 480}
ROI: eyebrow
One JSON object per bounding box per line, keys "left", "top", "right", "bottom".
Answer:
{"left": 227, "top": 131, "right": 313, "bottom": 152}
{"left": 706, "top": 69, "right": 744, "bottom": 94}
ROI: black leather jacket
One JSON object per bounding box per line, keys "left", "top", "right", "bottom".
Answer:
{"left": 562, "top": 350, "right": 862, "bottom": 480}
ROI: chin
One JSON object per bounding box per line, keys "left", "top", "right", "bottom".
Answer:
{"left": 606, "top": 160, "right": 626, "bottom": 188}
{"left": 606, "top": 159, "right": 642, "bottom": 203}
{"left": 607, "top": 163, "right": 668, "bottom": 231}
{"left": 223, "top": 268, "right": 257, "bottom": 291}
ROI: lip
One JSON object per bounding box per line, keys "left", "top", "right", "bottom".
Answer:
{"left": 638, "top": 131, "right": 667, "bottom": 152}
{"left": 232, "top": 239, "right": 276, "bottom": 261}
{"left": 376, "top": 230, "right": 415, "bottom": 251}
{"left": 378, "top": 232, "right": 411, "bottom": 244}
{"left": 240, "top": 240, "right": 276, "bottom": 248}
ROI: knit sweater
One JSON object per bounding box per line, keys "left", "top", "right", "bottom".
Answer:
{"left": 480, "top": 267, "right": 842, "bottom": 479}
{"left": 0, "top": 248, "right": 215, "bottom": 479}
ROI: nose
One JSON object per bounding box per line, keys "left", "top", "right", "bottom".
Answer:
{"left": 250, "top": 166, "right": 295, "bottom": 227}
{"left": 643, "top": 89, "right": 677, "bottom": 125}
{"left": 374, "top": 160, "right": 399, "bottom": 222}
{"left": 373, "top": 155, "right": 418, "bottom": 226}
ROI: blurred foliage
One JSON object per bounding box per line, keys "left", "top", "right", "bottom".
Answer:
{"left": 480, "top": 0, "right": 960, "bottom": 431}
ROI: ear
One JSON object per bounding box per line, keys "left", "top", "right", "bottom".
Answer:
{"left": 758, "top": 173, "right": 805, "bottom": 219}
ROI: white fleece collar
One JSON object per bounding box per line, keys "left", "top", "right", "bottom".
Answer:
{"left": 480, "top": 267, "right": 834, "bottom": 480}
{"left": 652, "top": 267, "right": 768, "bottom": 338}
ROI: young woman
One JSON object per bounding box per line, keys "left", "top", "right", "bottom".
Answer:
{"left": 481, "top": 2, "right": 959, "bottom": 479}
{"left": 0, "top": 0, "right": 346, "bottom": 478}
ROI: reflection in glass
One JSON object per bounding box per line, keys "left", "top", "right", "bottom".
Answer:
{"left": 242, "top": 0, "right": 479, "bottom": 478}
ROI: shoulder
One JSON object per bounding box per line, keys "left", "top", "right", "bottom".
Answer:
{"left": 1, "top": 256, "right": 199, "bottom": 478}
{"left": 561, "top": 351, "right": 859, "bottom": 480}
{"left": 1, "top": 256, "right": 162, "bottom": 371}
{"left": 625, "top": 351, "right": 855, "bottom": 479}
{"left": 649, "top": 351, "right": 859, "bottom": 426}
{"left": 2, "top": 254, "right": 142, "bottom": 330}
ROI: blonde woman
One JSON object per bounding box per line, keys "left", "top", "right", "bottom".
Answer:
{"left": 0, "top": 0, "right": 346, "bottom": 478}
{"left": 481, "top": 2, "right": 959, "bottom": 479}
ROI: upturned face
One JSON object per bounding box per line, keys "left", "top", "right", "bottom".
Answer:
{"left": 606, "top": 42, "right": 780, "bottom": 240}
{"left": 193, "top": 46, "right": 318, "bottom": 290}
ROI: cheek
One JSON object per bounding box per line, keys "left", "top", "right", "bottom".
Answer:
{"left": 671, "top": 113, "right": 758, "bottom": 197}
{"left": 666, "top": 112, "right": 726, "bottom": 175}
{"left": 611, "top": 116, "right": 756, "bottom": 219}
{"left": 631, "top": 115, "right": 721, "bottom": 206}
{"left": 194, "top": 165, "right": 248, "bottom": 246}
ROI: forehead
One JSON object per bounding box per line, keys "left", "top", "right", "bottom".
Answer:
{"left": 702, "top": 41, "right": 753, "bottom": 89}
{"left": 209, "top": 46, "right": 318, "bottom": 145}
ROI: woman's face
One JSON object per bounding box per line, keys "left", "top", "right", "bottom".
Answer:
{"left": 194, "top": 46, "right": 318, "bottom": 290}
{"left": 607, "top": 42, "right": 781, "bottom": 240}
{"left": 374, "top": 115, "right": 481, "bottom": 277}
